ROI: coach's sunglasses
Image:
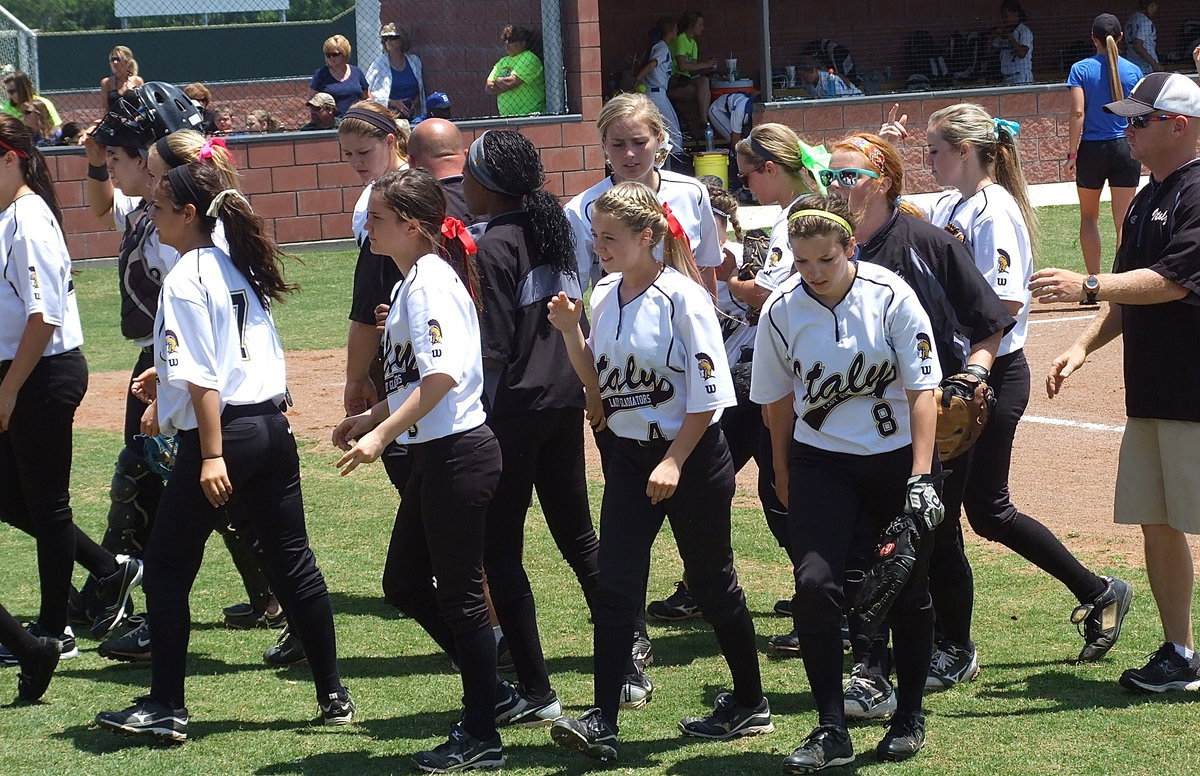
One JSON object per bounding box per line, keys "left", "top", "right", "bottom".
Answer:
{"left": 1128, "top": 114, "right": 1181, "bottom": 129}
{"left": 818, "top": 167, "right": 881, "bottom": 188}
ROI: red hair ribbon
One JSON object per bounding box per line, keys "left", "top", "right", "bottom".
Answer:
{"left": 441, "top": 216, "right": 477, "bottom": 255}
{"left": 661, "top": 203, "right": 691, "bottom": 250}
{"left": 199, "top": 137, "right": 230, "bottom": 164}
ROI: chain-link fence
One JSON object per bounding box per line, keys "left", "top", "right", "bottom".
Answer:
{"left": 3, "top": 0, "right": 568, "bottom": 142}
{"left": 764, "top": 3, "right": 1200, "bottom": 102}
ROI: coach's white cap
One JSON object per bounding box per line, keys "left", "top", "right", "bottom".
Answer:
{"left": 1104, "top": 72, "right": 1200, "bottom": 118}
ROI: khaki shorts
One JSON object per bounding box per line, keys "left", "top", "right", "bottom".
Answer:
{"left": 1115, "top": 417, "right": 1200, "bottom": 535}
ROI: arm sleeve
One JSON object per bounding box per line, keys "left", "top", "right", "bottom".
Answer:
{"left": 477, "top": 242, "right": 518, "bottom": 363}
{"left": 887, "top": 290, "right": 943, "bottom": 390}
{"left": 1067, "top": 61, "right": 1085, "bottom": 88}
{"left": 750, "top": 293, "right": 796, "bottom": 405}
{"left": 972, "top": 216, "right": 1027, "bottom": 304}
{"left": 10, "top": 226, "right": 69, "bottom": 325}
{"left": 1147, "top": 194, "right": 1200, "bottom": 301}
{"left": 513, "top": 52, "right": 543, "bottom": 83}
{"left": 939, "top": 236, "right": 1015, "bottom": 343}
{"left": 1015, "top": 26, "right": 1033, "bottom": 57}
{"left": 487, "top": 61, "right": 503, "bottom": 81}
{"left": 406, "top": 282, "right": 471, "bottom": 383}
{"left": 676, "top": 303, "right": 736, "bottom": 413}
{"left": 309, "top": 69, "right": 324, "bottom": 91}
{"left": 160, "top": 280, "right": 220, "bottom": 391}
{"left": 691, "top": 186, "right": 721, "bottom": 268}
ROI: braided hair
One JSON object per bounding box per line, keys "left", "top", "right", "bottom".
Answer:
{"left": 472, "top": 129, "right": 576, "bottom": 278}
{"left": 593, "top": 180, "right": 701, "bottom": 286}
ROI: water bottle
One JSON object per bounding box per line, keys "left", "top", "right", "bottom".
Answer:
{"left": 826, "top": 69, "right": 838, "bottom": 98}
{"left": 704, "top": 122, "right": 715, "bottom": 152}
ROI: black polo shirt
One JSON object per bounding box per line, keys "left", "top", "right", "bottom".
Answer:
{"left": 477, "top": 211, "right": 585, "bottom": 415}
{"left": 857, "top": 210, "right": 1014, "bottom": 378}
{"left": 1114, "top": 158, "right": 1200, "bottom": 421}
{"left": 348, "top": 176, "right": 480, "bottom": 326}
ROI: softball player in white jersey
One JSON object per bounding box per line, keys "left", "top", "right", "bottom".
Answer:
{"left": 548, "top": 181, "right": 770, "bottom": 763}
{"left": 333, "top": 167, "right": 503, "bottom": 774}
{"left": 97, "top": 162, "right": 351, "bottom": 743}
{"left": 752, "top": 196, "right": 943, "bottom": 771}
{"left": 0, "top": 117, "right": 88, "bottom": 660}
{"left": 923, "top": 104, "right": 1125, "bottom": 682}
{"left": 564, "top": 93, "right": 721, "bottom": 295}
{"left": 635, "top": 18, "right": 683, "bottom": 156}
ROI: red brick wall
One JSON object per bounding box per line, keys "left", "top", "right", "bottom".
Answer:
{"left": 58, "top": 0, "right": 605, "bottom": 261}
{"left": 761, "top": 88, "right": 1079, "bottom": 194}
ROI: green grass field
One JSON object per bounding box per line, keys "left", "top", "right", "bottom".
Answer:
{"left": 1, "top": 203, "right": 1194, "bottom": 776}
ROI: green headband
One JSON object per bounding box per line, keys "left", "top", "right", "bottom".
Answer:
{"left": 788, "top": 209, "right": 853, "bottom": 235}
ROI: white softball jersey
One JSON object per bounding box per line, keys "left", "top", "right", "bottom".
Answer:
{"left": 0, "top": 194, "right": 83, "bottom": 360}
{"left": 352, "top": 184, "right": 371, "bottom": 245}
{"left": 645, "top": 40, "right": 674, "bottom": 92}
{"left": 565, "top": 170, "right": 722, "bottom": 288}
{"left": 751, "top": 261, "right": 942, "bottom": 456}
{"left": 588, "top": 266, "right": 735, "bottom": 442}
{"left": 381, "top": 253, "right": 487, "bottom": 444}
{"left": 154, "top": 246, "right": 287, "bottom": 437}
{"left": 927, "top": 184, "right": 1031, "bottom": 356}
{"left": 753, "top": 195, "right": 807, "bottom": 293}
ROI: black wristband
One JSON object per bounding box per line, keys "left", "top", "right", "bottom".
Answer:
{"left": 964, "top": 363, "right": 990, "bottom": 381}
{"left": 87, "top": 164, "right": 109, "bottom": 182}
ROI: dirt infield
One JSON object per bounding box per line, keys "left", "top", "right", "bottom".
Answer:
{"left": 73, "top": 302, "right": 1196, "bottom": 565}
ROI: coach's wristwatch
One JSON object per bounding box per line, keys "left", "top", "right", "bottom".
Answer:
{"left": 1083, "top": 274, "right": 1099, "bottom": 305}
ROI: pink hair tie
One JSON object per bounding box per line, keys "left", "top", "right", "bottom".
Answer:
{"left": 199, "top": 137, "right": 229, "bottom": 164}
{"left": 441, "top": 216, "right": 477, "bottom": 255}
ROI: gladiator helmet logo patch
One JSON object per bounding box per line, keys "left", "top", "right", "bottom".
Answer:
{"left": 916, "top": 333, "right": 932, "bottom": 360}
{"left": 695, "top": 352, "right": 716, "bottom": 379}
{"left": 996, "top": 249, "right": 1011, "bottom": 273}
{"left": 768, "top": 246, "right": 784, "bottom": 267}
{"left": 164, "top": 330, "right": 180, "bottom": 354}
{"left": 943, "top": 223, "right": 967, "bottom": 243}
{"left": 427, "top": 319, "right": 443, "bottom": 345}
{"left": 27, "top": 266, "right": 39, "bottom": 289}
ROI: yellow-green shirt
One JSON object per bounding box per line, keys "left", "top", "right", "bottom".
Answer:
{"left": 489, "top": 50, "right": 545, "bottom": 116}
{"left": 2, "top": 94, "right": 62, "bottom": 127}
{"left": 669, "top": 32, "right": 699, "bottom": 80}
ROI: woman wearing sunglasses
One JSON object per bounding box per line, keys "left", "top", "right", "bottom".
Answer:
{"left": 100, "top": 47, "right": 144, "bottom": 115}
{"left": 309, "top": 35, "right": 370, "bottom": 118}
{"left": 920, "top": 104, "right": 1131, "bottom": 687}
{"left": 821, "top": 132, "right": 1012, "bottom": 725}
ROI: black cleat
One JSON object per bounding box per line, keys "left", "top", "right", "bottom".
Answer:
{"left": 679, "top": 692, "right": 773, "bottom": 739}
{"left": 648, "top": 581, "right": 703, "bottom": 621}
{"left": 876, "top": 712, "right": 925, "bottom": 762}
{"left": 96, "top": 695, "right": 189, "bottom": 743}
{"left": 91, "top": 555, "right": 144, "bottom": 639}
{"left": 16, "top": 637, "right": 61, "bottom": 702}
{"left": 411, "top": 722, "right": 503, "bottom": 772}
{"left": 98, "top": 619, "right": 152, "bottom": 662}
{"left": 550, "top": 707, "right": 618, "bottom": 762}
{"left": 317, "top": 687, "right": 355, "bottom": 725}
{"left": 783, "top": 725, "right": 854, "bottom": 773}
{"left": 1073, "top": 576, "right": 1133, "bottom": 663}
{"left": 1119, "top": 643, "right": 1200, "bottom": 693}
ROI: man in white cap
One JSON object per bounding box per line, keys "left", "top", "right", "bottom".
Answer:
{"left": 300, "top": 92, "right": 339, "bottom": 131}
{"left": 1031, "top": 71, "right": 1200, "bottom": 693}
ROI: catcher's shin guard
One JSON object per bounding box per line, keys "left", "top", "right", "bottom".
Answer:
{"left": 101, "top": 445, "right": 163, "bottom": 557}
{"left": 216, "top": 520, "right": 273, "bottom": 612}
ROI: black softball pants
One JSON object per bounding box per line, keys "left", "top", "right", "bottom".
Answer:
{"left": 382, "top": 425, "right": 502, "bottom": 742}
{"left": 929, "top": 349, "right": 1105, "bottom": 648}
{"left": 0, "top": 350, "right": 87, "bottom": 636}
{"left": 144, "top": 405, "right": 342, "bottom": 710}
{"left": 484, "top": 408, "right": 599, "bottom": 701}
{"left": 789, "top": 442, "right": 933, "bottom": 727}
{"left": 592, "top": 425, "right": 762, "bottom": 730}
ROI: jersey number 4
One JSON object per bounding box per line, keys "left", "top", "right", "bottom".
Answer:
{"left": 230, "top": 290, "right": 250, "bottom": 361}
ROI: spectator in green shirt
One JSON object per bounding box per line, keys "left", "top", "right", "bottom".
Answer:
{"left": 668, "top": 11, "right": 716, "bottom": 124}
{"left": 485, "top": 25, "right": 546, "bottom": 116}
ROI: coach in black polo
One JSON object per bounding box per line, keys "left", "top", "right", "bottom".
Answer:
{"left": 1031, "top": 71, "right": 1200, "bottom": 694}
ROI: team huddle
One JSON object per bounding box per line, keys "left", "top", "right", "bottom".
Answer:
{"left": 1, "top": 46, "right": 1200, "bottom": 776}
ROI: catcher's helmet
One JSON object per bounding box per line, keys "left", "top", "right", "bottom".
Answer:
{"left": 94, "top": 81, "right": 203, "bottom": 149}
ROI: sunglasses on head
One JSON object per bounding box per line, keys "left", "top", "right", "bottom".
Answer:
{"left": 818, "top": 168, "right": 881, "bottom": 188}
{"left": 736, "top": 165, "right": 764, "bottom": 186}
{"left": 1128, "top": 114, "right": 1181, "bottom": 129}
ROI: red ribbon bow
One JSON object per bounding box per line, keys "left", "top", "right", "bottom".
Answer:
{"left": 441, "top": 216, "right": 477, "bottom": 255}
{"left": 661, "top": 203, "right": 691, "bottom": 249}
{"left": 199, "top": 137, "right": 230, "bottom": 164}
